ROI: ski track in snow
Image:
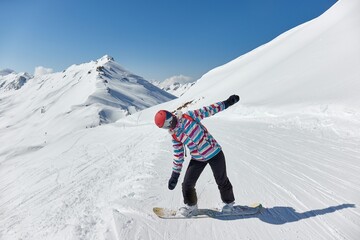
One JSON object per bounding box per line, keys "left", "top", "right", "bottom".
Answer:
{"left": 0, "top": 124, "right": 165, "bottom": 239}
{"left": 1, "top": 116, "right": 359, "bottom": 240}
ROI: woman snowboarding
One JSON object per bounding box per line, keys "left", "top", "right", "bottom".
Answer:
{"left": 154, "top": 95, "right": 240, "bottom": 217}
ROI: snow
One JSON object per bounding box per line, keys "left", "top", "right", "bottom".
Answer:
{"left": 1, "top": 0, "right": 360, "bottom": 239}
{"left": 0, "top": 70, "right": 32, "bottom": 91}
{"left": 151, "top": 76, "right": 196, "bottom": 97}
{"left": 0, "top": 55, "right": 175, "bottom": 154}
{"left": 181, "top": 0, "right": 360, "bottom": 111}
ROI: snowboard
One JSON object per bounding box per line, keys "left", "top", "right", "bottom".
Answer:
{"left": 153, "top": 203, "right": 262, "bottom": 219}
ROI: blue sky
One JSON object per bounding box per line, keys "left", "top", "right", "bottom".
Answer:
{"left": 0, "top": 0, "right": 336, "bottom": 82}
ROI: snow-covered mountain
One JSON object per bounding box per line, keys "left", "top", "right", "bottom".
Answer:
{"left": 0, "top": 69, "right": 32, "bottom": 91}
{"left": 178, "top": 0, "right": 360, "bottom": 113}
{"left": 1, "top": 1, "right": 360, "bottom": 240}
{"left": 151, "top": 76, "right": 196, "bottom": 97}
{"left": 0, "top": 55, "right": 175, "bottom": 155}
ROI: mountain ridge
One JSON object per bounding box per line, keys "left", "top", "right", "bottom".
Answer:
{"left": 0, "top": 55, "right": 175, "bottom": 150}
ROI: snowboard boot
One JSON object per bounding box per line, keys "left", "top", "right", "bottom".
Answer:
{"left": 221, "top": 202, "right": 235, "bottom": 213}
{"left": 179, "top": 204, "right": 198, "bottom": 217}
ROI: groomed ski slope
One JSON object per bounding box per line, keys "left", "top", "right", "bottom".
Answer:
{"left": 1, "top": 109, "right": 359, "bottom": 239}
{"left": 114, "top": 111, "right": 360, "bottom": 240}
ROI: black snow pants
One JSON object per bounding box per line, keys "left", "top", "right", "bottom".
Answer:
{"left": 182, "top": 150, "right": 235, "bottom": 206}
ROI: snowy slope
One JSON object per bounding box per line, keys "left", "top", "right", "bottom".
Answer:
{"left": 180, "top": 0, "right": 360, "bottom": 112}
{"left": 1, "top": 0, "right": 360, "bottom": 240}
{"left": 2, "top": 116, "right": 359, "bottom": 240}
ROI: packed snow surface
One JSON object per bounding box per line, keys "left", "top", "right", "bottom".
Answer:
{"left": 1, "top": 0, "right": 360, "bottom": 239}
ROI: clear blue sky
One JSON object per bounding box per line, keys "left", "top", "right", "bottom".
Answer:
{"left": 0, "top": 0, "right": 336, "bottom": 81}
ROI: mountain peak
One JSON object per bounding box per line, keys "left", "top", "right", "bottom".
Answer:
{"left": 0, "top": 71, "right": 32, "bottom": 91}
{"left": 97, "top": 55, "right": 114, "bottom": 64}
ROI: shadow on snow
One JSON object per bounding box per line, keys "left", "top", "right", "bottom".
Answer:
{"left": 210, "top": 203, "right": 356, "bottom": 224}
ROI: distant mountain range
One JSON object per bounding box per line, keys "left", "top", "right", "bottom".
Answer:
{"left": 150, "top": 77, "right": 196, "bottom": 97}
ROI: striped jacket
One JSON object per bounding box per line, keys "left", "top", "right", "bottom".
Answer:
{"left": 169, "top": 102, "right": 225, "bottom": 173}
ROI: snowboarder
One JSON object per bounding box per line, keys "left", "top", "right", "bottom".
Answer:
{"left": 154, "top": 95, "right": 240, "bottom": 217}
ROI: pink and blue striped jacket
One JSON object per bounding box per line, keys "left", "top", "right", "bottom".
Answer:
{"left": 170, "top": 102, "right": 225, "bottom": 173}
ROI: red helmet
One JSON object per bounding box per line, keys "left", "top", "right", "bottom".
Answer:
{"left": 155, "top": 110, "right": 175, "bottom": 129}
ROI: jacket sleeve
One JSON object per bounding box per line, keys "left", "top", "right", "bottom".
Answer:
{"left": 187, "top": 102, "right": 226, "bottom": 122}
{"left": 172, "top": 139, "right": 184, "bottom": 173}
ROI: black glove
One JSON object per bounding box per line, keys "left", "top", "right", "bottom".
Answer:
{"left": 168, "top": 171, "right": 180, "bottom": 190}
{"left": 223, "top": 95, "right": 240, "bottom": 109}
